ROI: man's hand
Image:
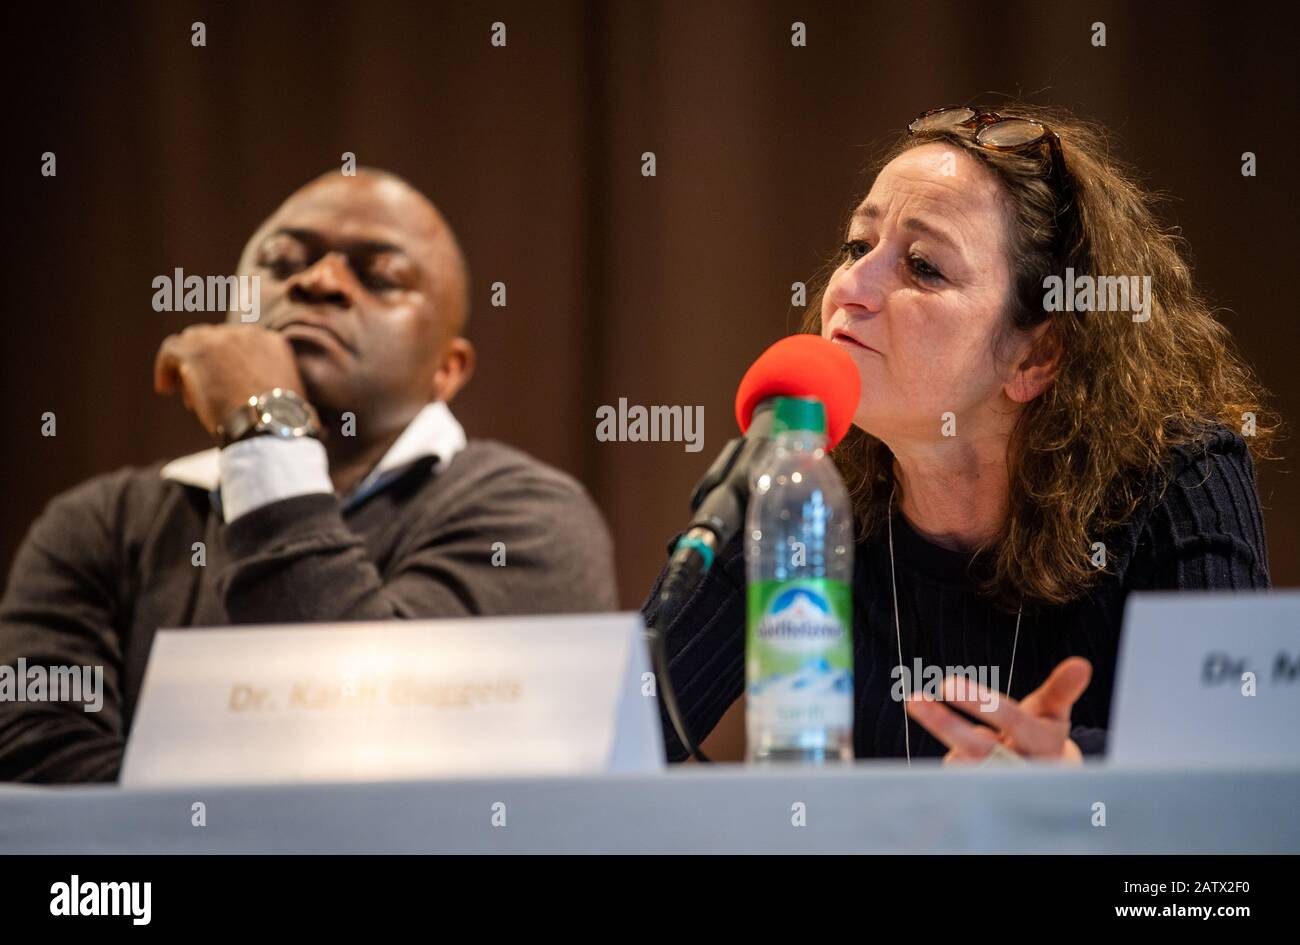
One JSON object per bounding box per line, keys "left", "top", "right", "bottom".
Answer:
{"left": 903, "top": 656, "right": 1093, "bottom": 764}
{"left": 154, "top": 324, "right": 305, "bottom": 437}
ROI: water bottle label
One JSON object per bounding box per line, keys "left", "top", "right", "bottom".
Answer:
{"left": 746, "top": 579, "right": 853, "bottom": 732}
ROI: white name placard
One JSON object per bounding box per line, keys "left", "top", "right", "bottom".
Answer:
{"left": 120, "top": 612, "right": 664, "bottom": 786}
{"left": 1109, "top": 590, "right": 1300, "bottom": 765}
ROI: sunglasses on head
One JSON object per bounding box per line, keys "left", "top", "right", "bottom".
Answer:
{"left": 909, "top": 105, "right": 1075, "bottom": 253}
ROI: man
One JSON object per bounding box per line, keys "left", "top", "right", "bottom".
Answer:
{"left": 0, "top": 168, "right": 618, "bottom": 782}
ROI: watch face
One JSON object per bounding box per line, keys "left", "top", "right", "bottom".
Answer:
{"left": 262, "top": 398, "right": 311, "bottom": 434}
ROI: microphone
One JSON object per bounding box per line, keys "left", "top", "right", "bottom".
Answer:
{"left": 659, "top": 334, "right": 860, "bottom": 623}
{"left": 647, "top": 334, "right": 860, "bottom": 761}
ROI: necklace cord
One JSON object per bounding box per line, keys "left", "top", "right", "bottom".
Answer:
{"left": 888, "top": 484, "right": 1021, "bottom": 764}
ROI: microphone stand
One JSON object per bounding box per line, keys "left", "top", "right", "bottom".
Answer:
{"left": 645, "top": 403, "right": 775, "bottom": 764}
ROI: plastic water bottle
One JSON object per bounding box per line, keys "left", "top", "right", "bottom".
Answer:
{"left": 745, "top": 396, "right": 854, "bottom": 763}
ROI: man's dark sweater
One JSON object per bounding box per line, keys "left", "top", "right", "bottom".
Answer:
{"left": 644, "top": 425, "right": 1270, "bottom": 761}
{"left": 0, "top": 440, "right": 618, "bottom": 782}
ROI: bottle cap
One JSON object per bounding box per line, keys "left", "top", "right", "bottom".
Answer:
{"left": 771, "top": 396, "right": 827, "bottom": 436}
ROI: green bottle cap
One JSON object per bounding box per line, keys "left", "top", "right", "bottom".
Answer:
{"left": 771, "top": 396, "right": 826, "bottom": 435}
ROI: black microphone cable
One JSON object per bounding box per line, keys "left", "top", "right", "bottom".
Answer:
{"left": 645, "top": 531, "right": 720, "bottom": 763}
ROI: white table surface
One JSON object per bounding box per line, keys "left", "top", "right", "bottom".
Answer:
{"left": 2, "top": 760, "right": 1296, "bottom": 854}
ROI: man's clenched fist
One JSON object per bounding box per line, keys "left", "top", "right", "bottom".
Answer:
{"left": 154, "top": 324, "right": 306, "bottom": 437}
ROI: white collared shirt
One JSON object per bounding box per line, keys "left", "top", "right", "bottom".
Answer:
{"left": 160, "top": 401, "right": 467, "bottom": 523}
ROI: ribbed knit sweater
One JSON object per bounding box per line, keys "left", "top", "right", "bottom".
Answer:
{"left": 644, "top": 425, "right": 1270, "bottom": 761}
{"left": 0, "top": 440, "right": 618, "bottom": 782}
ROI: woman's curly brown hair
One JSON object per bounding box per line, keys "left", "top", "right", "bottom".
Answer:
{"left": 799, "top": 102, "right": 1281, "bottom": 608}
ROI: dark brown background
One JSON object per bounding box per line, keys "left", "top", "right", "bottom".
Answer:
{"left": 3, "top": 0, "right": 1296, "bottom": 607}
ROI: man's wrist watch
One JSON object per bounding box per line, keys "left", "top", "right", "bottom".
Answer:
{"left": 216, "top": 387, "right": 322, "bottom": 448}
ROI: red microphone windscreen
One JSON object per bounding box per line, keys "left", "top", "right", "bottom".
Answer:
{"left": 734, "top": 334, "right": 861, "bottom": 448}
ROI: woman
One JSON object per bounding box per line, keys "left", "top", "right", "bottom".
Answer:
{"left": 644, "top": 103, "right": 1279, "bottom": 764}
